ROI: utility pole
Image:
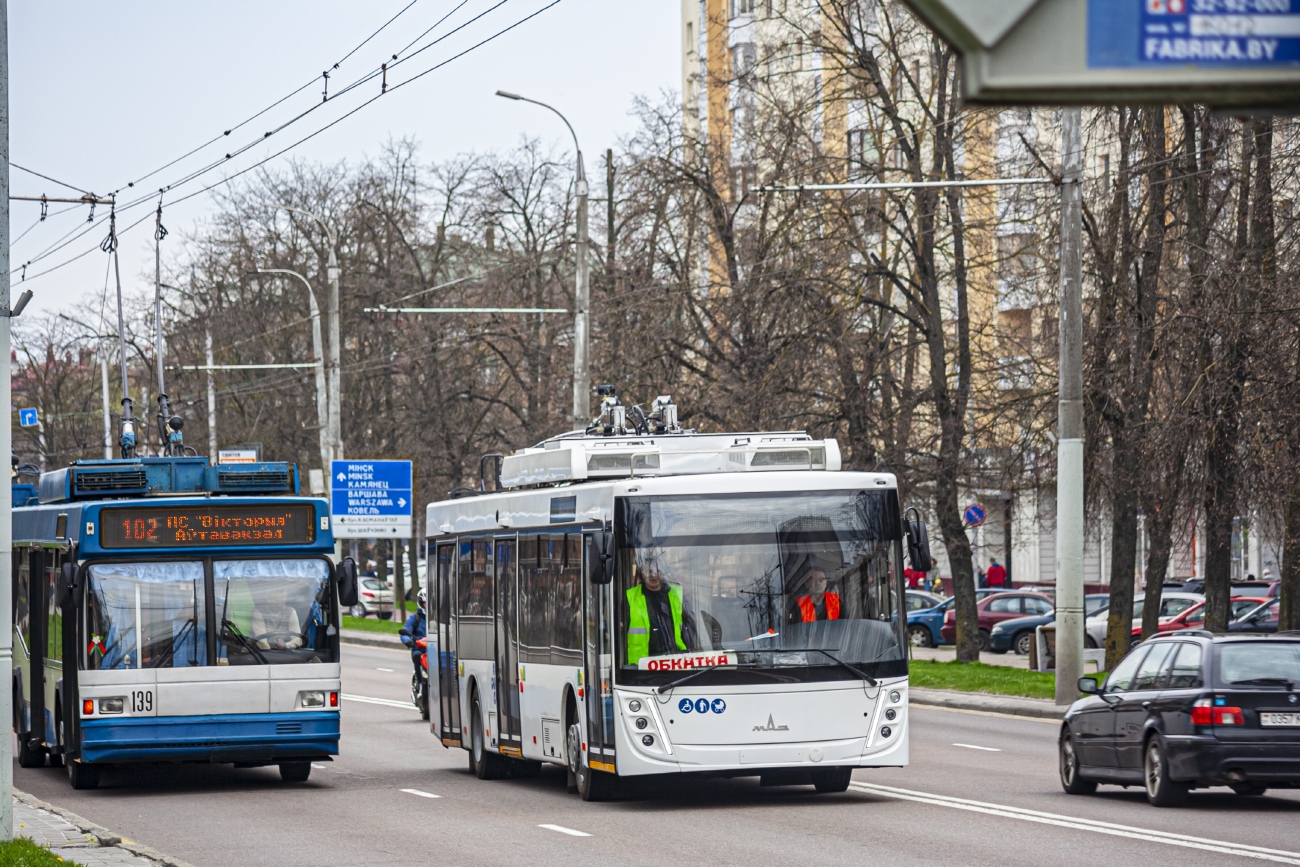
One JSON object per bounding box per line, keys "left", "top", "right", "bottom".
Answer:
{"left": 1055, "top": 108, "right": 1085, "bottom": 706}
{"left": 0, "top": 0, "right": 15, "bottom": 839}
{"left": 205, "top": 328, "right": 217, "bottom": 459}
{"left": 100, "top": 353, "right": 111, "bottom": 459}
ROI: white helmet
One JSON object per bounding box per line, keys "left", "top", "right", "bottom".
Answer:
{"left": 417, "top": 587, "right": 427, "bottom": 609}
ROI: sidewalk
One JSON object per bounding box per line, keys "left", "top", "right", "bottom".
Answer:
{"left": 12, "top": 790, "right": 194, "bottom": 867}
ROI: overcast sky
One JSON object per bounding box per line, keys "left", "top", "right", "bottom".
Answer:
{"left": 8, "top": 1, "right": 680, "bottom": 320}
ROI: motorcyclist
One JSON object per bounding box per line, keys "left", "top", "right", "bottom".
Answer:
{"left": 400, "top": 589, "right": 428, "bottom": 679}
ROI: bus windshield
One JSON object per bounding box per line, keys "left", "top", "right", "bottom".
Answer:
{"left": 83, "top": 557, "right": 336, "bottom": 669}
{"left": 614, "top": 490, "right": 905, "bottom": 685}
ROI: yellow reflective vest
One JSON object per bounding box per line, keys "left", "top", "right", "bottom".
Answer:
{"left": 626, "top": 583, "right": 685, "bottom": 664}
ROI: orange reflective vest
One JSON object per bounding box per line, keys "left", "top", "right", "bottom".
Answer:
{"left": 797, "top": 592, "right": 840, "bottom": 622}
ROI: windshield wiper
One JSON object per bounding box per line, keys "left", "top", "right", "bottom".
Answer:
{"left": 813, "top": 648, "right": 878, "bottom": 687}
{"left": 655, "top": 664, "right": 742, "bottom": 694}
{"left": 150, "top": 618, "right": 198, "bottom": 668}
{"left": 222, "top": 619, "right": 268, "bottom": 665}
{"left": 1230, "top": 677, "right": 1295, "bottom": 688}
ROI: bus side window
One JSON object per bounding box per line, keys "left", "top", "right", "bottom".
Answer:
{"left": 554, "top": 535, "right": 581, "bottom": 665}
{"left": 46, "top": 553, "right": 62, "bottom": 663}
{"left": 13, "top": 550, "right": 30, "bottom": 655}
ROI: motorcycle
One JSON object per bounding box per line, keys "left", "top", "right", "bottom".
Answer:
{"left": 400, "top": 626, "right": 430, "bottom": 721}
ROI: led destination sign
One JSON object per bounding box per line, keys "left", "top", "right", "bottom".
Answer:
{"left": 100, "top": 504, "right": 316, "bottom": 549}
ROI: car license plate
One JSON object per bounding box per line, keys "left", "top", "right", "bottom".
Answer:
{"left": 1260, "top": 712, "right": 1300, "bottom": 727}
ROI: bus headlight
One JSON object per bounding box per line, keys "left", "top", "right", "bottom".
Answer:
{"left": 889, "top": 690, "right": 901, "bottom": 703}
{"left": 642, "top": 735, "right": 654, "bottom": 746}
{"left": 885, "top": 708, "right": 897, "bottom": 721}
{"left": 99, "top": 697, "right": 124, "bottom": 714}
{"left": 635, "top": 717, "right": 649, "bottom": 730}
{"left": 628, "top": 699, "right": 642, "bottom": 713}
{"left": 299, "top": 691, "right": 326, "bottom": 708}
{"left": 880, "top": 726, "right": 892, "bottom": 738}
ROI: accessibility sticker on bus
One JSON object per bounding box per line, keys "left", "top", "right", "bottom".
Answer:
{"left": 639, "top": 651, "right": 738, "bottom": 671}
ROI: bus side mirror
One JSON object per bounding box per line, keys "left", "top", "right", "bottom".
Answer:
{"left": 58, "top": 562, "right": 76, "bottom": 610}
{"left": 590, "top": 531, "right": 615, "bottom": 585}
{"left": 338, "top": 557, "right": 359, "bottom": 607}
{"left": 905, "top": 511, "right": 933, "bottom": 573}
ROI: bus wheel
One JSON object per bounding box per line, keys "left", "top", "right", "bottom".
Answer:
{"left": 17, "top": 737, "right": 44, "bottom": 768}
{"left": 67, "top": 760, "right": 99, "bottom": 790}
{"left": 471, "top": 695, "right": 508, "bottom": 780}
{"left": 279, "top": 762, "right": 311, "bottom": 783}
{"left": 811, "top": 766, "right": 853, "bottom": 793}
{"left": 569, "top": 723, "right": 614, "bottom": 801}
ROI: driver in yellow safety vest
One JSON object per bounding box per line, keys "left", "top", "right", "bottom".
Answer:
{"left": 626, "top": 558, "right": 696, "bottom": 665}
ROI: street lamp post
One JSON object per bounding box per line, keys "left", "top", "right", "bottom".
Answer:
{"left": 247, "top": 269, "right": 330, "bottom": 482}
{"left": 264, "top": 203, "right": 342, "bottom": 466}
{"left": 496, "top": 90, "right": 590, "bottom": 429}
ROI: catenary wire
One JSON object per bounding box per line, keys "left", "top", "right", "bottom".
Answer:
{"left": 11, "top": 1, "right": 565, "bottom": 286}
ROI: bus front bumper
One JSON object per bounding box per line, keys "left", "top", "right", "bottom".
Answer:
{"left": 80, "top": 711, "right": 340, "bottom": 764}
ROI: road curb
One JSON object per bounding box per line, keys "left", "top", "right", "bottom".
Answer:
{"left": 910, "top": 686, "right": 1066, "bottom": 720}
{"left": 341, "top": 629, "right": 403, "bottom": 649}
{"left": 14, "top": 788, "right": 198, "bottom": 867}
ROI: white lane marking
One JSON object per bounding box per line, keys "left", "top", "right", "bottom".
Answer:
{"left": 539, "top": 824, "right": 591, "bottom": 837}
{"left": 375, "top": 667, "right": 394, "bottom": 672}
{"left": 342, "top": 693, "right": 414, "bottom": 709}
{"left": 402, "top": 788, "right": 441, "bottom": 799}
{"left": 951, "top": 743, "right": 1001, "bottom": 752}
{"left": 910, "top": 703, "right": 1059, "bottom": 724}
{"left": 850, "top": 782, "right": 1300, "bottom": 864}
{"left": 311, "top": 763, "right": 327, "bottom": 769}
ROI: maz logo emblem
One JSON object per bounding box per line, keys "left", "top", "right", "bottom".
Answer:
{"left": 753, "top": 714, "right": 789, "bottom": 732}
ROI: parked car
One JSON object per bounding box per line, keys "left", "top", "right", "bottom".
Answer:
{"left": 908, "top": 596, "right": 952, "bottom": 648}
{"left": 1085, "top": 594, "right": 1110, "bottom": 617}
{"left": 1084, "top": 592, "right": 1203, "bottom": 648}
{"left": 1228, "top": 598, "right": 1279, "bottom": 634}
{"left": 1059, "top": 633, "right": 1300, "bottom": 806}
{"left": 350, "top": 577, "right": 395, "bottom": 620}
{"left": 990, "top": 594, "right": 1111, "bottom": 655}
{"left": 1131, "top": 597, "right": 1270, "bottom": 639}
{"left": 940, "top": 591, "right": 1054, "bottom": 650}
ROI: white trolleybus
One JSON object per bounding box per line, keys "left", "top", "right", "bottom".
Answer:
{"left": 426, "top": 391, "right": 933, "bottom": 800}
{"left": 10, "top": 456, "right": 361, "bottom": 789}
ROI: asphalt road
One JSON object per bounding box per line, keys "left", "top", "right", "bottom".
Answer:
{"left": 13, "top": 644, "right": 1300, "bottom": 867}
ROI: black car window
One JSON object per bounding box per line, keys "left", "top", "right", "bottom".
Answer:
{"left": 1132, "top": 642, "right": 1176, "bottom": 690}
{"left": 1166, "top": 642, "right": 1203, "bottom": 689}
{"left": 1105, "top": 645, "right": 1151, "bottom": 692}
{"left": 1216, "top": 641, "right": 1300, "bottom": 686}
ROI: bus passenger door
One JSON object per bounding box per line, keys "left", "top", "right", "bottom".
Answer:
{"left": 435, "top": 542, "right": 460, "bottom": 745}
{"left": 494, "top": 536, "right": 522, "bottom": 755}
{"left": 27, "top": 549, "right": 48, "bottom": 748}
{"left": 583, "top": 533, "right": 616, "bottom": 769}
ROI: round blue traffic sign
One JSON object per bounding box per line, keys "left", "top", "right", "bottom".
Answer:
{"left": 964, "top": 503, "right": 986, "bottom": 527}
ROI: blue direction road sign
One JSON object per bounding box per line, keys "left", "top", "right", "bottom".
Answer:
{"left": 963, "top": 503, "right": 986, "bottom": 528}
{"left": 18, "top": 408, "right": 37, "bottom": 427}
{"left": 330, "top": 459, "right": 413, "bottom": 539}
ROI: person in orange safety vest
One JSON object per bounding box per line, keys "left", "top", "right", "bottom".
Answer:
{"left": 795, "top": 568, "right": 840, "bottom": 622}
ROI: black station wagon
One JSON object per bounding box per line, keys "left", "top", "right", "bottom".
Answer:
{"left": 1058, "top": 631, "right": 1300, "bottom": 806}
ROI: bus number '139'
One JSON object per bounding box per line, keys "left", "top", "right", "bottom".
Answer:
{"left": 131, "top": 691, "right": 153, "bottom": 713}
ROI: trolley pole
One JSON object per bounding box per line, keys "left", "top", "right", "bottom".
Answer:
{"left": 1055, "top": 108, "right": 1085, "bottom": 706}
{"left": 205, "top": 328, "right": 217, "bottom": 459}
{"left": 0, "top": 0, "right": 14, "bottom": 839}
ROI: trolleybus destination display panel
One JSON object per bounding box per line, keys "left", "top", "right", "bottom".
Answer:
{"left": 99, "top": 503, "right": 316, "bottom": 549}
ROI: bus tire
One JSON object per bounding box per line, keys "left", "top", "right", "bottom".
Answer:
{"left": 17, "top": 737, "right": 44, "bottom": 768}
{"left": 569, "top": 723, "right": 614, "bottom": 801}
{"left": 811, "top": 766, "right": 853, "bottom": 793}
{"left": 67, "top": 760, "right": 99, "bottom": 790}
{"left": 471, "top": 694, "right": 508, "bottom": 780}
{"left": 279, "top": 762, "right": 311, "bottom": 783}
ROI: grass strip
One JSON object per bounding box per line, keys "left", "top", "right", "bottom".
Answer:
{"left": 908, "top": 659, "right": 1057, "bottom": 700}
{"left": 342, "top": 615, "right": 402, "bottom": 634}
{"left": 0, "top": 837, "right": 82, "bottom": 866}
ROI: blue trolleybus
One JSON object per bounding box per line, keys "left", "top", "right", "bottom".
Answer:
{"left": 10, "top": 456, "right": 359, "bottom": 789}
